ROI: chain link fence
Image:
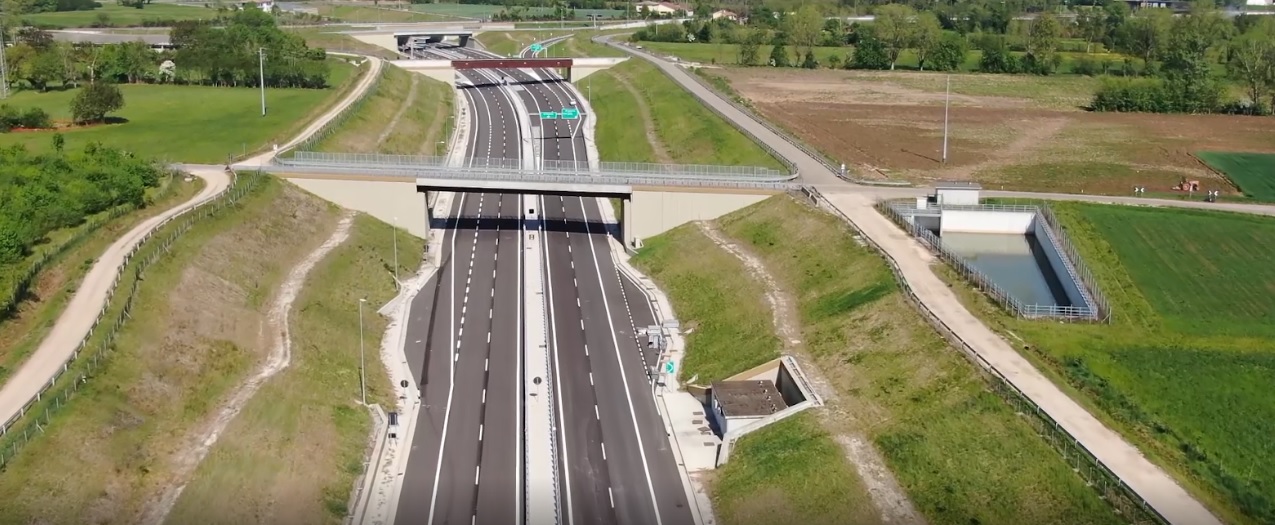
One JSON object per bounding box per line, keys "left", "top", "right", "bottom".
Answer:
{"left": 877, "top": 200, "right": 1110, "bottom": 323}
{"left": 0, "top": 170, "right": 265, "bottom": 470}
{"left": 797, "top": 187, "right": 1165, "bottom": 525}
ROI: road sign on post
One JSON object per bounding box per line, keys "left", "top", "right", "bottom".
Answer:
{"left": 540, "top": 111, "right": 558, "bottom": 120}
{"left": 561, "top": 107, "right": 580, "bottom": 119}
{"left": 530, "top": 43, "right": 544, "bottom": 53}
{"left": 663, "top": 360, "right": 676, "bottom": 375}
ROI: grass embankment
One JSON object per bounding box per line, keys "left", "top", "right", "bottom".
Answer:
{"left": 476, "top": 31, "right": 559, "bottom": 57}
{"left": 0, "top": 59, "right": 361, "bottom": 163}
{"left": 317, "top": 64, "right": 453, "bottom": 155}
{"left": 167, "top": 213, "right": 424, "bottom": 524}
{"left": 633, "top": 196, "right": 1121, "bottom": 525}
{"left": 943, "top": 203, "right": 1275, "bottom": 525}
{"left": 0, "top": 177, "right": 354, "bottom": 523}
{"left": 0, "top": 175, "right": 204, "bottom": 384}
{"left": 20, "top": 4, "right": 216, "bottom": 28}
{"left": 410, "top": 3, "right": 623, "bottom": 19}
{"left": 1196, "top": 151, "right": 1275, "bottom": 202}
{"left": 317, "top": 4, "right": 445, "bottom": 23}
{"left": 290, "top": 27, "right": 402, "bottom": 60}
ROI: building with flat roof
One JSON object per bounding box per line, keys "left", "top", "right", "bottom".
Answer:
{"left": 933, "top": 180, "right": 982, "bottom": 206}
{"left": 708, "top": 379, "right": 785, "bottom": 435}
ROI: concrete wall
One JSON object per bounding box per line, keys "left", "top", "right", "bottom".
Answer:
{"left": 283, "top": 179, "right": 429, "bottom": 237}
{"left": 624, "top": 190, "right": 772, "bottom": 248}
{"left": 937, "top": 188, "right": 980, "bottom": 206}
{"left": 1032, "top": 216, "right": 1089, "bottom": 309}
{"left": 912, "top": 213, "right": 941, "bottom": 233}
{"left": 775, "top": 364, "right": 806, "bottom": 407}
{"left": 940, "top": 210, "right": 1035, "bottom": 235}
{"left": 352, "top": 33, "right": 398, "bottom": 53}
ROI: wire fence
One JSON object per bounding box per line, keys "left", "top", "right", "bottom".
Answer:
{"left": 0, "top": 171, "right": 183, "bottom": 321}
{"left": 0, "top": 170, "right": 265, "bottom": 471}
{"left": 286, "top": 59, "right": 387, "bottom": 156}
{"left": 878, "top": 200, "right": 1110, "bottom": 323}
{"left": 796, "top": 186, "right": 1166, "bottom": 525}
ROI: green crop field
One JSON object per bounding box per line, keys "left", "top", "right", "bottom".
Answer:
{"left": 0, "top": 59, "right": 359, "bottom": 163}
{"left": 1197, "top": 152, "right": 1275, "bottom": 202}
{"left": 20, "top": 4, "right": 217, "bottom": 28}
{"left": 946, "top": 202, "right": 1275, "bottom": 525}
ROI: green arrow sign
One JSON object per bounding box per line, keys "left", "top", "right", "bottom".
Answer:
{"left": 561, "top": 107, "right": 580, "bottom": 120}
{"left": 530, "top": 43, "right": 544, "bottom": 52}
{"left": 663, "top": 360, "right": 676, "bottom": 375}
{"left": 540, "top": 111, "right": 558, "bottom": 120}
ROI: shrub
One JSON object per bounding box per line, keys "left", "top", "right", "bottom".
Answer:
{"left": 1090, "top": 76, "right": 1172, "bottom": 112}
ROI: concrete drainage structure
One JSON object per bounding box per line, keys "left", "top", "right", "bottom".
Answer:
{"left": 878, "top": 183, "right": 1110, "bottom": 323}
{"left": 707, "top": 355, "right": 821, "bottom": 466}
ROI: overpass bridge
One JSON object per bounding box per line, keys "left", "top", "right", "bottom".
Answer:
{"left": 394, "top": 56, "right": 628, "bottom": 83}
{"left": 244, "top": 151, "right": 797, "bottom": 247}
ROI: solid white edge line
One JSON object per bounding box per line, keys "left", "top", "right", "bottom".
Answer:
{"left": 427, "top": 191, "right": 468, "bottom": 525}
{"left": 543, "top": 193, "right": 576, "bottom": 525}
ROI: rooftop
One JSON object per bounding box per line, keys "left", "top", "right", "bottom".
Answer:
{"left": 934, "top": 181, "right": 982, "bottom": 190}
{"left": 712, "top": 380, "right": 786, "bottom": 417}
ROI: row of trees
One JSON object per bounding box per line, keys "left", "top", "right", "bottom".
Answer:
{"left": 2, "top": 9, "right": 330, "bottom": 92}
{"left": 0, "top": 142, "right": 163, "bottom": 266}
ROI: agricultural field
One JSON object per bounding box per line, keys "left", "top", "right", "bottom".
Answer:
{"left": 0, "top": 59, "right": 360, "bottom": 162}
{"left": 634, "top": 196, "right": 1124, "bottom": 525}
{"left": 943, "top": 202, "right": 1275, "bottom": 525}
{"left": 19, "top": 3, "right": 216, "bottom": 28}
{"left": 1196, "top": 152, "right": 1275, "bottom": 202}
{"left": 701, "top": 67, "right": 1275, "bottom": 195}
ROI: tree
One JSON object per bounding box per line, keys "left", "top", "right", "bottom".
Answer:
{"left": 735, "top": 25, "right": 765, "bottom": 66}
{"left": 1161, "top": 7, "right": 1230, "bottom": 113}
{"left": 801, "top": 50, "right": 818, "bottom": 69}
{"left": 784, "top": 5, "right": 822, "bottom": 57}
{"left": 52, "top": 133, "right": 64, "bottom": 153}
{"left": 928, "top": 33, "right": 969, "bottom": 72}
{"left": 913, "top": 11, "right": 943, "bottom": 71}
{"left": 1025, "top": 12, "right": 1063, "bottom": 75}
{"left": 850, "top": 27, "right": 891, "bottom": 70}
{"left": 769, "top": 41, "right": 791, "bottom": 67}
{"left": 1076, "top": 7, "right": 1107, "bottom": 53}
{"left": 1117, "top": 8, "right": 1173, "bottom": 71}
{"left": 71, "top": 82, "right": 125, "bottom": 124}
{"left": 1226, "top": 20, "right": 1275, "bottom": 113}
{"left": 873, "top": 4, "right": 915, "bottom": 70}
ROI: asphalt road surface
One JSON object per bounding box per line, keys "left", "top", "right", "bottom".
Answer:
{"left": 398, "top": 39, "right": 694, "bottom": 525}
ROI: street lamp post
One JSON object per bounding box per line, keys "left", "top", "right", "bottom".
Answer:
{"left": 258, "top": 47, "right": 267, "bottom": 117}
{"left": 941, "top": 75, "right": 950, "bottom": 164}
{"left": 358, "top": 298, "right": 367, "bottom": 405}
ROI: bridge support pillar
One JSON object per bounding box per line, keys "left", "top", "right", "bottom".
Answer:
{"left": 621, "top": 195, "right": 638, "bottom": 250}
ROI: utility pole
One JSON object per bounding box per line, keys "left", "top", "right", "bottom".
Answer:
{"left": 0, "top": 28, "right": 9, "bottom": 99}
{"left": 358, "top": 298, "right": 368, "bottom": 405}
{"left": 392, "top": 216, "right": 400, "bottom": 285}
{"left": 941, "top": 75, "right": 950, "bottom": 164}
{"left": 258, "top": 47, "right": 267, "bottom": 117}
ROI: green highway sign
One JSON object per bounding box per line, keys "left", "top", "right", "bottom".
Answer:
{"left": 663, "top": 360, "right": 676, "bottom": 375}
{"left": 540, "top": 111, "right": 558, "bottom": 120}
{"left": 561, "top": 107, "right": 580, "bottom": 119}
{"left": 530, "top": 43, "right": 544, "bottom": 52}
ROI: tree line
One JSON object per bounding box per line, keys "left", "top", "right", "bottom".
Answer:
{"left": 635, "top": 1, "right": 1275, "bottom": 114}
{"left": 0, "top": 141, "right": 164, "bottom": 266}
{"left": 2, "top": 8, "right": 330, "bottom": 92}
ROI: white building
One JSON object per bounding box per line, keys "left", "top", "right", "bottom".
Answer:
{"left": 1246, "top": 0, "right": 1273, "bottom": 6}
{"left": 239, "top": 0, "right": 275, "bottom": 12}
{"left": 933, "top": 181, "right": 982, "bottom": 207}
{"left": 635, "top": 1, "right": 692, "bottom": 16}
{"left": 711, "top": 9, "right": 740, "bottom": 21}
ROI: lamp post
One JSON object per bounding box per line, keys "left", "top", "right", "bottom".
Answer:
{"left": 358, "top": 298, "right": 367, "bottom": 405}
{"left": 258, "top": 47, "right": 267, "bottom": 117}
{"left": 392, "top": 216, "right": 399, "bottom": 285}
{"left": 941, "top": 75, "right": 950, "bottom": 164}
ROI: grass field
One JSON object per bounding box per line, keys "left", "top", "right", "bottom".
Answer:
{"left": 0, "top": 59, "right": 360, "bottom": 163}
{"left": 317, "top": 64, "right": 453, "bottom": 155}
{"left": 1196, "top": 152, "right": 1275, "bottom": 202}
{"left": 635, "top": 196, "right": 1123, "bottom": 524}
{"left": 20, "top": 3, "right": 216, "bottom": 28}
{"left": 0, "top": 177, "right": 350, "bottom": 523}
{"left": 289, "top": 27, "right": 401, "bottom": 60}
{"left": 166, "top": 212, "right": 423, "bottom": 524}
{"left": 943, "top": 202, "right": 1275, "bottom": 525}
{"left": 583, "top": 48, "right": 785, "bottom": 170}
{"left": 0, "top": 177, "right": 204, "bottom": 385}
{"left": 410, "top": 2, "right": 623, "bottom": 19}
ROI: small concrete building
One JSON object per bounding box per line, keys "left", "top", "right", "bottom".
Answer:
{"left": 708, "top": 379, "right": 785, "bottom": 435}
{"left": 934, "top": 181, "right": 981, "bottom": 206}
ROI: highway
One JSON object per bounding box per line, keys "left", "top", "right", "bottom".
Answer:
{"left": 397, "top": 38, "right": 694, "bottom": 525}
{"left": 397, "top": 47, "right": 524, "bottom": 525}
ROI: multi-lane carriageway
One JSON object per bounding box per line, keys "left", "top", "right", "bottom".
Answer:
{"left": 395, "top": 39, "right": 696, "bottom": 525}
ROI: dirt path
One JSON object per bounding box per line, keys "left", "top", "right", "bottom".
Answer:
{"left": 695, "top": 221, "right": 928, "bottom": 525}
{"left": 610, "top": 71, "right": 674, "bottom": 163}
{"left": 378, "top": 73, "right": 420, "bottom": 147}
{"left": 137, "top": 211, "right": 357, "bottom": 525}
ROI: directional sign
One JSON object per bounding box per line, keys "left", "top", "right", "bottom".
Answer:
{"left": 530, "top": 43, "right": 544, "bottom": 52}
{"left": 663, "top": 360, "right": 676, "bottom": 375}
{"left": 540, "top": 111, "right": 559, "bottom": 120}
{"left": 561, "top": 107, "right": 580, "bottom": 120}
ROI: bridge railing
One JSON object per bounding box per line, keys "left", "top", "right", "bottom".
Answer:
{"left": 281, "top": 151, "right": 791, "bottom": 180}
{"left": 263, "top": 164, "right": 801, "bottom": 191}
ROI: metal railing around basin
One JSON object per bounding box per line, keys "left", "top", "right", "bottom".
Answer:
{"left": 879, "top": 200, "right": 1110, "bottom": 322}
{"left": 280, "top": 151, "right": 793, "bottom": 181}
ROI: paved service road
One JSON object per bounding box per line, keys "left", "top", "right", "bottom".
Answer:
{"left": 397, "top": 48, "right": 523, "bottom": 525}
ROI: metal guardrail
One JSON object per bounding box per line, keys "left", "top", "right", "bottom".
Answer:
{"left": 263, "top": 164, "right": 801, "bottom": 191}
{"left": 282, "top": 151, "right": 788, "bottom": 179}
{"left": 597, "top": 35, "right": 911, "bottom": 188}
{"left": 878, "top": 200, "right": 1110, "bottom": 322}
{"left": 799, "top": 186, "right": 1166, "bottom": 525}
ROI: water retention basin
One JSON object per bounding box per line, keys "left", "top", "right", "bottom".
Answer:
{"left": 881, "top": 202, "right": 1109, "bottom": 322}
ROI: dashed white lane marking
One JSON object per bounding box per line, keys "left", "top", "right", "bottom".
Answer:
{"left": 589, "top": 372, "right": 594, "bottom": 385}
{"left": 482, "top": 388, "right": 487, "bottom": 403}
{"left": 475, "top": 466, "right": 481, "bottom": 486}
{"left": 594, "top": 405, "right": 600, "bottom": 420}
{"left": 608, "top": 488, "right": 615, "bottom": 508}
{"left": 479, "top": 424, "right": 484, "bottom": 441}
{"left": 601, "top": 442, "right": 607, "bottom": 460}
